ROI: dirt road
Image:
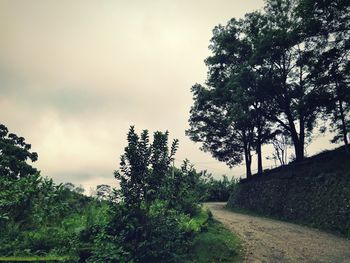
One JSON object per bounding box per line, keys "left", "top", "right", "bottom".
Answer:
{"left": 205, "top": 202, "right": 350, "bottom": 263}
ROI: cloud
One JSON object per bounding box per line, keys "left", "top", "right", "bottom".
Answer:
{"left": 8, "top": 0, "right": 335, "bottom": 192}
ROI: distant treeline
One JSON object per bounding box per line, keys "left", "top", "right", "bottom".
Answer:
{"left": 93, "top": 173, "right": 236, "bottom": 203}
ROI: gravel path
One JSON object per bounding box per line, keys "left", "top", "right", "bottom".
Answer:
{"left": 205, "top": 202, "right": 350, "bottom": 263}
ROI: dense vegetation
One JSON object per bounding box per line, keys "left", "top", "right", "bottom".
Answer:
{"left": 0, "top": 122, "right": 109, "bottom": 260}
{"left": 187, "top": 0, "right": 350, "bottom": 178}
{"left": 200, "top": 174, "right": 238, "bottom": 202}
{"left": 228, "top": 145, "right": 350, "bottom": 237}
{"left": 0, "top": 123, "right": 240, "bottom": 262}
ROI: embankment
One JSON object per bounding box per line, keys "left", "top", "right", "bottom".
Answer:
{"left": 228, "top": 146, "right": 350, "bottom": 237}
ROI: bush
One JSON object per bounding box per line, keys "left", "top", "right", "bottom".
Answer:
{"left": 200, "top": 175, "right": 238, "bottom": 202}
{"left": 138, "top": 201, "right": 191, "bottom": 263}
{"left": 181, "top": 208, "right": 209, "bottom": 233}
{"left": 99, "top": 127, "right": 205, "bottom": 263}
{"left": 87, "top": 230, "right": 128, "bottom": 263}
{"left": 187, "top": 220, "right": 241, "bottom": 263}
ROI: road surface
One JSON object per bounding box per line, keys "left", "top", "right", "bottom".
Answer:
{"left": 205, "top": 202, "right": 350, "bottom": 263}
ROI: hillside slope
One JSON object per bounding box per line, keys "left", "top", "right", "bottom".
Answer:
{"left": 228, "top": 146, "right": 350, "bottom": 237}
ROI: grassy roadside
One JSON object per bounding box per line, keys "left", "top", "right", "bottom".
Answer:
{"left": 187, "top": 218, "right": 243, "bottom": 263}
{"left": 0, "top": 208, "right": 243, "bottom": 263}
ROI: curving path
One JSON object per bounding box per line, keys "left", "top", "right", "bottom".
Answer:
{"left": 205, "top": 202, "right": 350, "bottom": 263}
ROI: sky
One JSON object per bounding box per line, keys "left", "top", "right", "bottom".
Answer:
{"left": 0, "top": 0, "right": 338, "bottom": 193}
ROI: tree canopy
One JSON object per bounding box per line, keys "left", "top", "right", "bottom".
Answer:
{"left": 0, "top": 123, "right": 38, "bottom": 179}
{"left": 187, "top": 0, "right": 350, "bottom": 178}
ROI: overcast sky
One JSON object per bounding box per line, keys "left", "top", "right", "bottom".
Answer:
{"left": 0, "top": 0, "right": 337, "bottom": 192}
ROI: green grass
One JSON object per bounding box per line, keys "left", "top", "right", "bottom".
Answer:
{"left": 185, "top": 208, "right": 210, "bottom": 232}
{"left": 0, "top": 256, "right": 69, "bottom": 262}
{"left": 187, "top": 219, "right": 242, "bottom": 263}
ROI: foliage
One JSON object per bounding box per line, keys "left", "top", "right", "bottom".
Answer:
{"left": 114, "top": 126, "right": 178, "bottom": 207}
{"left": 181, "top": 208, "right": 209, "bottom": 233}
{"left": 89, "top": 127, "right": 240, "bottom": 262}
{"left": 0, "top": 124, "right": 242, "bottom": 262}
{"left": 0, "top": 124, "right": 109, "bottom": 260}
{"left": 204, "top": 175, "right": 237, "bottom": 202}
{"left": 168, "top": 161, "right": 204, "bottom": 216}
{"left": 0, "top": 123, "right": 38, "bottom": 180}
{"left": 188, "top": 0, "right": 350, "bottom": 178}
{"left": 297, "top": 0, "right": 350, "bottom": 146}
{"left": 0, "top": 191, "right": 108, "bottom": 258}
{"left": 95, "top": 126, "right": 206, "bottom": 263}
{"left": 186, "top": 220, "right": 242, "bottom": 263}
{"left": 86, "top": 230, "right": 128, "bottom": 263}
{"left": 186, "top": 22, "right": 275, "bottom": 176}
{"left": 95, "top": 184, "right": 112, "bottom": 201}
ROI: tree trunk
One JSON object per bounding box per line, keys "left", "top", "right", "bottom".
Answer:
{"left": 293, "top": 139, "right": 304, "bottom": 162}
{"left": 298, "top": 117, "right": 305, "bottom": 161}
{"left": 256, "top": 142, "right": 263, "bottom": 176}
{"left": 256, "top": 119, "right": 263, "bottom": 175}
{"left": 338, "top": 99, "right": 349, "bottom": 146}
{"left": 288, "top": 123, "right": 304, "bottom": 162}
{"left": 244, "top": 145, "right": 252, "bottom": 178}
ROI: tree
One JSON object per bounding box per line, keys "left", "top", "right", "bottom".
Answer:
{"left": 232, "top": 66, "right": 274, "bottom": 175}
{"left": 0, "top": 172, "right": 41, "bottom": 225}
{"left": 297, "top": 0, "right": 350, "bottom": 37}
{"left": 251, "top": 0, "right": 323, "bottom": 162}
{"left": 313, "top": 47, "right": 350, "bottom": 146}
{"left": 187, "top": 82, "right": 254, "bottom": 177}
{"left": 62, "top": 182, "right": 75, "bottom": 191}
{"left": 63, "top": 182, "right": 85, "bottom": 194}
{"left": 75, "top": 184, "right": 85, "bottom": 194}
{"left": 110, "top": 126, "right": 189, "bottom": 262}
{"left": 168, "top": 160, "right": 204, "bottom": 215}
{"left": 202, "top": 174, "right": 237, "bottom": 202}
{"left": 297, "top": 0, "right": 350, "bottom": 146}
{"left": 267, "top": 133, "right": 290, "bottom": 166}
{"left": 96, "top": 184, "right": 112, "bottom": 200}
{"left": 114, "top": 126, "right": 178, "bottom": 208}
{"left": 187, "top": 17, "right": 273, "bottom": 177}
{"left": 0, "top": 123, "right": 38, "bottom": 179}
{"left": 0, "top": 124, "right": 68, "bottom": 230}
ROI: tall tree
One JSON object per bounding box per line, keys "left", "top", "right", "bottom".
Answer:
{"left": 187, "top": 83, "right": 254, "bottom": 177}
{"left": 298, "top": 0, "right": 350, "bottom": 146}
{"left": 187, "top": 18, "right": 272, "bottom": 177}
{"left": 233, "top": 65, "right": 274, "bottom": 175}
{"left": 252, "top": 0, "right": 322, "bottom": 161}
